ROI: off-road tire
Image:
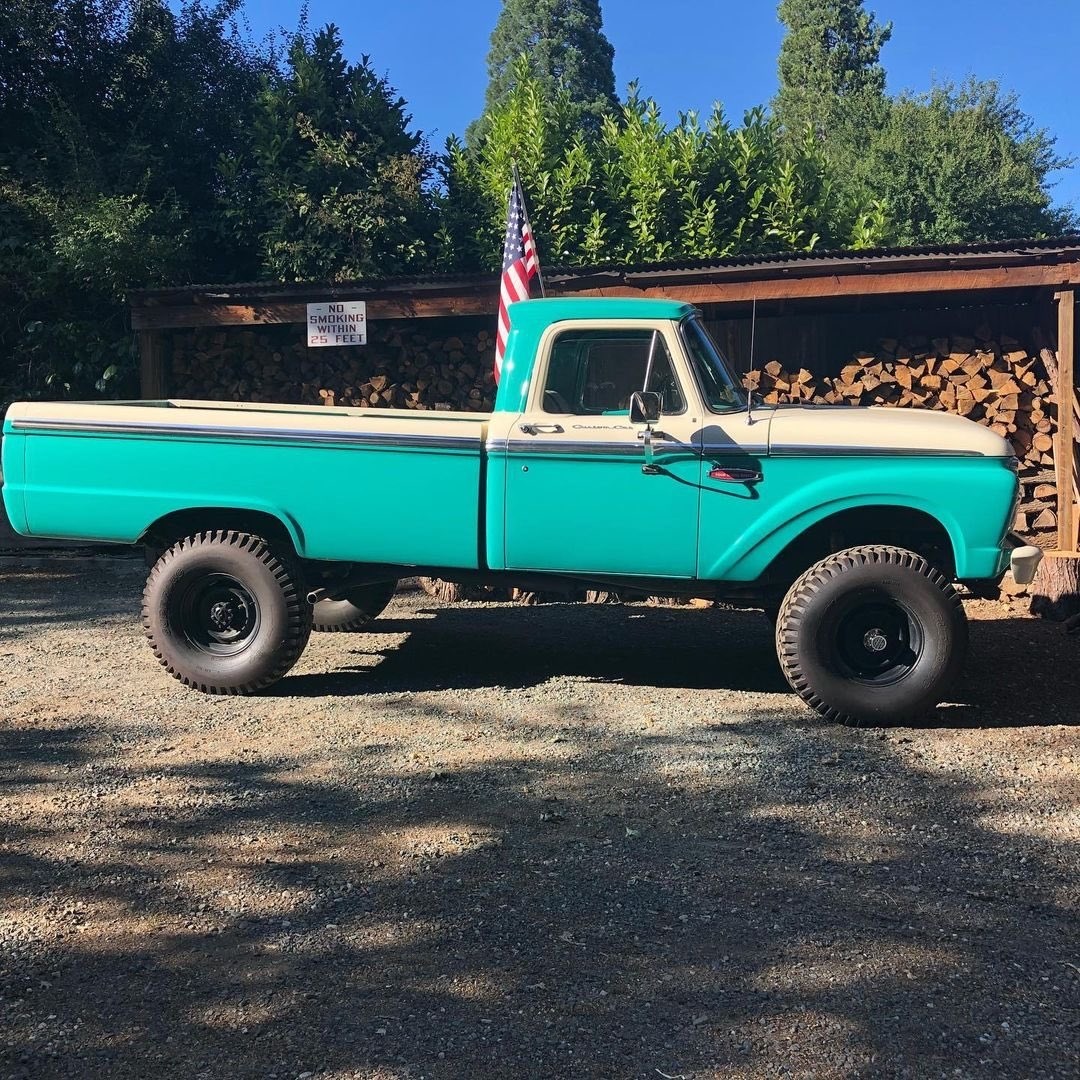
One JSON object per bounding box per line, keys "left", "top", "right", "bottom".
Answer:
{"left": 312, "top": 579, "right": 398, "bottom": 633}
{"left": 775, "top": 545, "right": 967, "bottom": 727}
{"left": 142, "top": 531, "right": 312, "bottom": 695}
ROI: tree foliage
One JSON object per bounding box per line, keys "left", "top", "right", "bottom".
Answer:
{"left": 223, "top": 24, "right": 438, "bottom": 283}
{"left": 850, "top": 80, "right": 1076, "bottom": 245}
{"left": 0, "top": 0, "right": 269, "bottom": 403}
{"left": 773, "top": 0, "right": 1075, "bottom": 244}
{"left": 477, "top": 0, "right": 617, "bottom": 137}
{"left": 441, "top": 59, "right": 886, "bottom": 272}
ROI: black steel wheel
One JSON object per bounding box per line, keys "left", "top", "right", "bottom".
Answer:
{"left": 776, "top": 545, "right": 967, "bottom": 727}
{"left": 312, "top": 579, "right": 398, "bottom": 633}
{"left": 142, "top": 531, "right": 312, "bottom": 695}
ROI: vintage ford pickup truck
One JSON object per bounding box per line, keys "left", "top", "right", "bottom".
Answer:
{"left": 2, "top": 298, "right": 1042, "bottom": 724}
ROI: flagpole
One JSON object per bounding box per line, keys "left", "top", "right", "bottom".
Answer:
{"left": 512, "top": 161, "right": 546, "bottom": 298}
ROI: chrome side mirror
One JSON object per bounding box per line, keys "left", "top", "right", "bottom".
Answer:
{"left": 629, "top": 390, "right": 661, "bottom": 426}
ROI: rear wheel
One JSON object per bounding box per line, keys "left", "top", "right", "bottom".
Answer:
{"left": 312, "top": 579, "right": 398, "bottom": 632}
{"left": 142, "top": 531, "right": 311, "bottom": 695}
{"left": 775, "top": 545, "right": 967, "bottom": 727}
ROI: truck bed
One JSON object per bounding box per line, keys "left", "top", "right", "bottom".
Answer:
{"left": 2, "top": 399, "right": 490, "bottom": 568}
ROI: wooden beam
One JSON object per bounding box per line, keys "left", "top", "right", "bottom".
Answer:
{"left": 130, "top": 262, "right": 1080, "bottom": 330}
{"left": 137, "top": 329, "right": 167, "bottom": 398}
{"left": 131, "top": 293, "right": 500, "bottom": 330}
{"left": 587, "top": 264, "right": 1080, "bottom": 306}
{"left": 1055, "top": 290, "right": 1076, "bottom": 552}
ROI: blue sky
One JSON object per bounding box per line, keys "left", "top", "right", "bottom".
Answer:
{"left": 233, "top": 0, "right": 1079, "bottom": 213}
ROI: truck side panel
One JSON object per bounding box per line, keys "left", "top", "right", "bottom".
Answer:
{"left": 14, "top": 428, "right": 484, "bottom": 568}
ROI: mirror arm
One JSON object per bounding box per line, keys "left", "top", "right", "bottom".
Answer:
{"left": 643, "top": 329, "right": 659, "bottom": 394}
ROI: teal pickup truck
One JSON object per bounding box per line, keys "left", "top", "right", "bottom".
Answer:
{"left": 2, "top": 298, "right": 1041, "bottom": 724}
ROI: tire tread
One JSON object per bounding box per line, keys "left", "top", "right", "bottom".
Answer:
{"left": 775, "top": 544, "right": 965, "bottom": 726}
{"left": 141, "top": 530, "right": 311, "bottom": 695}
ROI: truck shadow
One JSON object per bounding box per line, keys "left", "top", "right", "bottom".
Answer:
{"left": 280, "top": 601, "right": 1080, "bottom": 729}
{"left": 0, "top": 560, "right": 141, "bottom": 641}
{"left": 281, "top": 604, "right": 792, "bottom": 697}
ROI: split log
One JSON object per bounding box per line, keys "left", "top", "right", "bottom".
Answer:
{"left": 1029, "top": 554, "right": 1080, "bottom": 621}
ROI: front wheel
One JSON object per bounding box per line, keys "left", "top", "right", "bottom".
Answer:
{"left": 775, "top": 545, "right": 967, "bottom": 727}
{"left": 142, "top": 531, "right": 312, "bottom": 695}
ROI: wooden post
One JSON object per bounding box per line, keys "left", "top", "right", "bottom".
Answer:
{"left": 137, "top": 329, "right": 167, "bottom": 399}
{"left": 1030, "top": 290, "right": 1080, "bottom": 620}
{"left": 1054, "top": 290, "right": 1076, "bottom": 552}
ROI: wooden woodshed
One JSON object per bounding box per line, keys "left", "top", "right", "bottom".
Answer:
{"left": 129, "top": 237, "right": 1080, "bottom": 603}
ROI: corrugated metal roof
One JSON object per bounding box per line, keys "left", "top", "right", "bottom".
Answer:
{"left": 129, "top": 234, "right": 1080, "bottom": 303}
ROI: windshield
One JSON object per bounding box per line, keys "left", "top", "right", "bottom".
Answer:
{"left": 679, "top": 317, "right": 746, "bottom": 412}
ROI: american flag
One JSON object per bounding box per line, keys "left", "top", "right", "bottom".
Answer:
{"left": 494, "top": 174, "right": 540, "bottom": 383}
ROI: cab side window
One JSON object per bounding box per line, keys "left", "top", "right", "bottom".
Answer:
{"left": 542, "top": 329, "right": 684, "bottom": 415}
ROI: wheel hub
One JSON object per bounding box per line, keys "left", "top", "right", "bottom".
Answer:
{"left": 828, "top": 597, "right": 923, "bottom": 685}
{"left": 209, "top": 598, "right": 244, "bottom": 631}
{"left": 174, "top": 574, "right": 260, "bottom": 654}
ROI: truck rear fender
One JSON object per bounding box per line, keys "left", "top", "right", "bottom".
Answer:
{"left": 140, "top": 506, "right": 305, "bottom": 559}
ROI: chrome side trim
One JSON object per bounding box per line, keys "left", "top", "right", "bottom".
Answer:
{"left": 700, "top": 443, "right": 769, "bottom": 456}
{"left": 9, "top": 417, "right": 478, "bottom": 452}
{"left": 487, "top": 438, "right": 989, "bottom": 459}
{"left": 505, "top": 439, "right": 641, "bottom": 457}
{"left": 498, "top": 438, "right": 702, "bottom": 458}
{"left": 770, "top": 444, "right": 986, "bottom": 458}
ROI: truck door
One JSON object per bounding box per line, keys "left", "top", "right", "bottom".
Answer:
{"left": 501, "top": 321, "right": 700, "bottom": 577}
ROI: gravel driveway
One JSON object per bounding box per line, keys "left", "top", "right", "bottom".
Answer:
{"left": 1, "top": 559, "right": 1077, "bottom": 1079}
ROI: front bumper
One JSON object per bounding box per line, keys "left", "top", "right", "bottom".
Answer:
{"left": 1002, "top": 533, "right": 1045, "bottom": 587}
{"left": 1009, "top": 542, "right": 1043, "bottom": 586}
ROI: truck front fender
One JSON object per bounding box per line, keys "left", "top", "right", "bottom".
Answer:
{"left": 698, "top": 456, "right": 1015, "bottom": 582}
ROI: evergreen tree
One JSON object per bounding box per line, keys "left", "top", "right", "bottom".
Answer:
{"left": 774, "top": 0, "right": 891, "bottom": 139}
{"left": 225, "top": 25, "right": 438, "bottom": 282}
{"left": 0, "top": 1, "right": 270, "bottom": 404}
{"left": 772, "top": 0, "right": 1074, "bottom": 244}
{"left": 479, "top": 0, "right": 617, "bottom": 134}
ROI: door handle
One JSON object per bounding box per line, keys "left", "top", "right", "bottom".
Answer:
{"left": 519, "top": 423, "right": 564, "bottom": 435}
{"left": 709, "top": 466, "right": 762, "bottom": 484}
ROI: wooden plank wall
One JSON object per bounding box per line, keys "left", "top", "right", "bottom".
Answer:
{"left": 700, "top": 298, "right": 1046, "bottom": 378}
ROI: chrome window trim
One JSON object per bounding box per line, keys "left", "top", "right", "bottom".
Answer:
{"left": 678, "top": 316, "right": 747, "bottom": 415}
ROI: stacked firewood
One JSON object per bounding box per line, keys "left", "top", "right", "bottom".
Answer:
{"left": 171, "top": 323, "right": 496, "bottom": 412}
{"left": 745, "top": 330, "right": 1061, "bottom": 547}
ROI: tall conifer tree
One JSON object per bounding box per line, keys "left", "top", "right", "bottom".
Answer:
{"left": 480, "top": 0, "right": 617, "bottom": 133}
{"left": 774, "top": 0, "right": 891, "bottom": 138}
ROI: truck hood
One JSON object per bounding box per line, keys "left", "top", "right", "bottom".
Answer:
{"left": 766, "top": 405, "right": 1012, "bottom": 458}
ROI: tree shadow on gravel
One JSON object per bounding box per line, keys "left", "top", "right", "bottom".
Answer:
{"left": 0, "top": 564, "right": 139, "bottom": 641}
{"left": 1, "top": 701, "right": 1077, "bottom": 1079}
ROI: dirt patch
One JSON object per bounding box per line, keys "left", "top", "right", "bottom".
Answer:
{"left": 1, "top": 561, "right": 1078, "bottom": 1079}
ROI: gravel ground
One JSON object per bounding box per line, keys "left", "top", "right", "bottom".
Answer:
{"left": 0, "top": 558, "right": 1077, "bottom": 1080}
